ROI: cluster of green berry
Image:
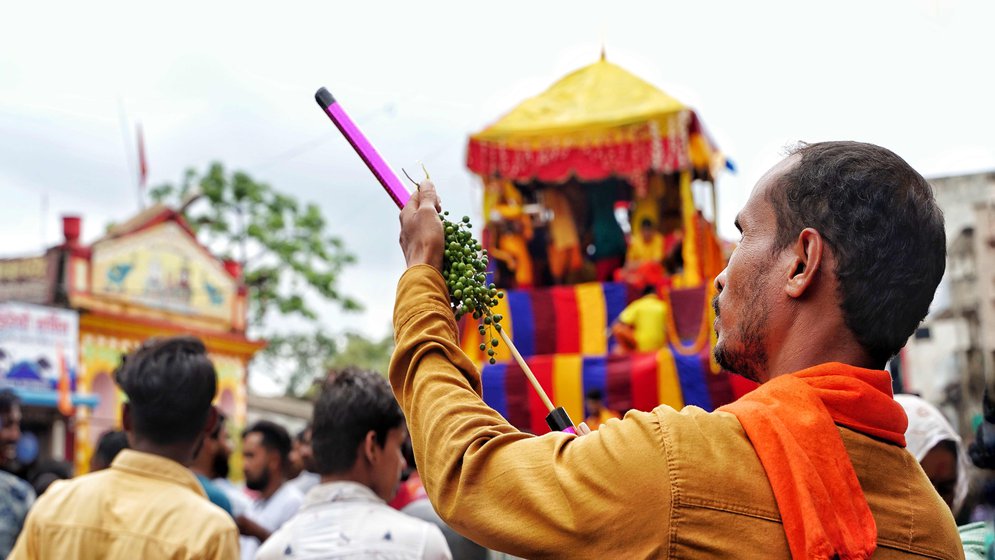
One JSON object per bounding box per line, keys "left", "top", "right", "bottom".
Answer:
{"left": 441, "top": 212, "right": 505, "bottom": 365}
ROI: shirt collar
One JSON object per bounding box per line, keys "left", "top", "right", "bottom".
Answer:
{"left": 303, "top": 480, "right": 383, "bottom": 508}
{"left": 111, "top": 449, "right": 206, "bottom": 497}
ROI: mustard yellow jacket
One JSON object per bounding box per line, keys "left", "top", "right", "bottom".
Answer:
{"left": 390, "top": 265, "right": 963, "bottom": 560}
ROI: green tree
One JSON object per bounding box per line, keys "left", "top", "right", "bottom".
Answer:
{"left": 296, "top": 330, "right": 396, "bottom": 400}
{"left": 258, "top": 331, "right": 339, "bottom": 398}
{"left": 327, "top": 331, "right": 395, "bottom": 376}
{"left": 150, "top": 163, "right": 360, "bottom": 396}
{"left": 149, "top": 162, "right": 360, "bottom": 325}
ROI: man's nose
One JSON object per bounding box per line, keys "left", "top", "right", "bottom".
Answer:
{"left": 714, "top": 269, "right": 727, "bottom": 293}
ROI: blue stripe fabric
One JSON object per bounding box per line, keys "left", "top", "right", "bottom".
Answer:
{"left": 602, "top": 282, "right": 628, "bottom": 352}
{"left": 507, "top": 290, "right": 536, "bottom": 358}
{"left": 602, "top": 282, "right": 628, "bottom": 324}
{"left": 672, "top": 349, "right": 712, "bottom": 410}
{"left": 481, "top": 362, "right": 508, "bottom": 419}
{"left": 581, "top": 355, "right": 608, "bottom": 418}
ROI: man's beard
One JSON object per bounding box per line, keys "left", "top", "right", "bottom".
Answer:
{"left": 212, "top": 452, "right": 230, "bottom": 480}
{"left": 712, "top": 277, "right": 769, "bottom": 383}
{"left": 245, "top": 467, "right": 270, "bottom": 492}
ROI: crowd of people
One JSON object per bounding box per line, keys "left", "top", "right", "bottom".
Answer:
{"left": 0, "top": 339, "right": 471, "bottom": 559}
{"left": 0, "top": 139, "right": 991, "bottom": 559}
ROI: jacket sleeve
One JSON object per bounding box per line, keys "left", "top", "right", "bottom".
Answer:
{"left": 390, "top": 265, "right": 674, "bottom": 559}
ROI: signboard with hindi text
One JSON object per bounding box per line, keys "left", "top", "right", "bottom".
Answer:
{"left": 0, "top": 302, "right": 78, "bottom": 392}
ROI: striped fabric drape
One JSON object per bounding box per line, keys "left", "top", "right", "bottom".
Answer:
{"left": 462, "top": 281, "right": 757, "bottom": 433}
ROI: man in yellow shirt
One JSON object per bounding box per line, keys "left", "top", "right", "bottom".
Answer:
{"left": 391, "top": 142, "right": 961, "bottom": 558}
{"left": 611, "top": 286, "right": 668, "bottom": 353}
{"left": 627, "top": 218, "right": 665, "bottom": 265}
{"left": 10, "top": 337, "right": 238, "bottom": 560}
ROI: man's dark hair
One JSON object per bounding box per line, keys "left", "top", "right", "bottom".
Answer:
{"left": 768, "top": 141, "right": 946, "bottom": 365}
{"left": 94, "top": 430, "right": 129, "bottom": 464}
{"left": 243, "top": 420, "right": 292, "bottom": 466}
{"left": 0, "top": 388, "right": 20, "bottom": 415}
{"left": 114, "top": 337, "right": 217, "bottom": 445}
{"left": 311, "top": 367, "right": 404, "bottom": 475}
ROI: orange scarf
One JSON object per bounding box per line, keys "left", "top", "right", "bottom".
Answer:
{"left": 718, "top": 362, "right": 908, "bottom": 560}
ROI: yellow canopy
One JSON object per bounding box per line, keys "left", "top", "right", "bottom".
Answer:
{"left": 466, "top": 57, "right": 721, "bottom": 184}
{"left": 471, "top": 59, "right": 688, "bottom": 144}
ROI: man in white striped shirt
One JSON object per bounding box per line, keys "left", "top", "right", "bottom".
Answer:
{"left": 257, "top": 368, "right": 450, "bottom": 560}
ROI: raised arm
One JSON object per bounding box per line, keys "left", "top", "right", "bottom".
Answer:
{"left": 389, "top": 183, "right": 673, "bottom": 559}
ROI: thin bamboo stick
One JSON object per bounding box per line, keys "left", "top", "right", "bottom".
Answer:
{"left": 497, "top": 327, "right": 555, "bottom": 414}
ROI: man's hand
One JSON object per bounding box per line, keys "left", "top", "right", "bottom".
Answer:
{"left": 235, "top": 514, "right": 271, "bottom": 542}
{"left": 399, "top": 180, "right": 445, "bottom": 271}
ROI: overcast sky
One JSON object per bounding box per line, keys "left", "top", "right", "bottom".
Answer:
{"left": 2, "top": 1, "right": 993, "bottom": 391}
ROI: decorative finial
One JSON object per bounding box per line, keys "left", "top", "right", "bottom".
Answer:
{"left": 600, "top": 43, "right": 606, "bottom": 61}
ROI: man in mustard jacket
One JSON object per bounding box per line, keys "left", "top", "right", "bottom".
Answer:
{"left": 391, "top": 141, "right": 963, "bottom": 559}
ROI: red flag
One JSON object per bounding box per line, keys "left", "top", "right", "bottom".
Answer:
{"left": 136, "top": 123, "right": 148, "bottom": 189}
{"left": 57, "top": 346, "right": 74, "bottom": 417}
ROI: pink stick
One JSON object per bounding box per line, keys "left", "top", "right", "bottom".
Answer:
{"left": 315, "top": 88, "right": 410, "bottom": 209}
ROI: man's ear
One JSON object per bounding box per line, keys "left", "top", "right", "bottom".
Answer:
{"left": 785, "top": 228, "right": 824, "bottom": 299}
{"left": 122, "top": 402, "right": 132, "bottom": 431}
{"left": 362, "top": 430, "right": 378, "bottom": 464}
{"left": 202, "top": 406, "right": 218, "bottom": 439}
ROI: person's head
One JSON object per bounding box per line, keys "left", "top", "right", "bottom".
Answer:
{"left": 585, "top": 388, "right": 605, "bottom": 416}
{"left": 0, "top": 388, "right": 22, "bottom": 468}
{"left": 311, "top": 367, "right": 407, "bottom": 501}
{"left": 713, "top": 142, "right": 945, "bottom": 382}
{"left": 210, "top": 413, "right": 232, "bottom": 479}
{"left": 31, "top": 459, "right": 72, "bottom": 495}
{"left": 193, "top": 411, "right": 232, "bottom": 479}
{"left": 241, "top": 420, "right": 292, "bottom": 493}
{"left": 640, "top": 218, "right": 655, "bottom": 241}
{"left": 288, "top": 424, "right": 314, "bottom": 477}
{"left": 90, "top": 429, "right": 129, "bottom": 472}
{"left": 895, "top": 394, "right": 968, "bottom": 514}
{"left": 288, "top": 427, "right": 306, "bottom": 479}
{"left": 115, "top": 337, "right": 219, "bottom": 461}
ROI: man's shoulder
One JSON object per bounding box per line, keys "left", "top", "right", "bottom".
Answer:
{"left": 27, "top": 472, "right": 101, "bottom": 516}
{"left": 650, "top": 403, "right": 745, "bottom": 432}
{"left": 646, "top": 404, "right": 775, "bottom": 508}
{"left": 272, "top": 482, "right": 304, "bottom": 509}
{"left": 380, "top": 501, "right": 442, "bottom": 531}
{"left": 261, "top": 499, "right": 444, "bottom": 560}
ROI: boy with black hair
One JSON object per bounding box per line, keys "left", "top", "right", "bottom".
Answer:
{"left": 258, "top": 367, "right": 450, "bottom": 559}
